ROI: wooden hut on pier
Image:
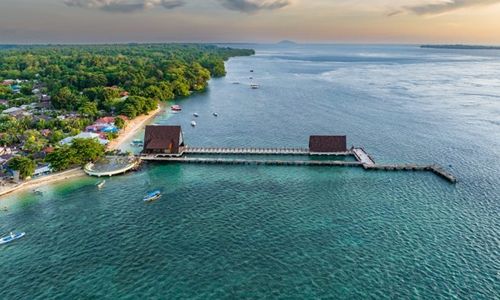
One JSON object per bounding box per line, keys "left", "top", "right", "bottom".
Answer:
{"left": 143, "top": 125, "right": 184, "bottom": 155}
{"left": 309, "top": 135, "right": 347, "bottom": 153}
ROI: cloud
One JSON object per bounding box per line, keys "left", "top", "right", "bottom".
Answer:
{"left": 217, "top": 0, "right": 290, "bottom": 13}
{"left": 64, "top": 0, "right": 185, "bottom": 13}
{"left": 403, "top": 0, "right": 500, "bottom": 15}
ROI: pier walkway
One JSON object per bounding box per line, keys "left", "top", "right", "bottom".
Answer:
{"left": 184, "top": 147, "right": 311, "bottom": 155}
{"left": 140, "top": 151, "right": 457, "bottom": 183}
{"left": 352, "top": 148, "right": 376, "bottom": 165}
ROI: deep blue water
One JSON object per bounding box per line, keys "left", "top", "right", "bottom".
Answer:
{"left": 1, "top": 44, "right": 499, "bottom": 299}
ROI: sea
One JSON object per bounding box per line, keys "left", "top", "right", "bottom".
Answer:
{"left": 0, "top": 44, "right": 499, "bottom": 299}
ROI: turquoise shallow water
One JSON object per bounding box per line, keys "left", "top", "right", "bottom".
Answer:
{"left": 1, "top": 44, "right": 499, "bottom": 299}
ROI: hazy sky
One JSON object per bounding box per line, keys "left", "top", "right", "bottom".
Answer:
{"left": 1, "top": 0, "right": 500, "bottom": 44}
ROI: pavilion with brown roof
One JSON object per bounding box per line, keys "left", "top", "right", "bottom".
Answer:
{"left": 143, "top": 125, "right": 184, "bottom": 155}
{"left": 309, "top": 135, "right": 347, "bottom": 153}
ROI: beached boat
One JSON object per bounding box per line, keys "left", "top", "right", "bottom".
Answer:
{"left": 191, "top": 121, "right": 197, "bottom": 127}
{"left": 130, "top": 139, "right": 144, "bottom": 147}
{"left": 193, "top": 113, "right": 199, "bottom": 117}
{"left": 251, "top": 84, "right": 260, "bottom": 89}
{"left": 213, "top": 112, "right": 219, "bottom": 117}
{"left": 0, "top": 232, "right": 25, "bottom": 245}
{"left": 143, "top": 190, "right": 161, "bottom": 202}
{"left": 96, "top": 180, "right": 106, "bottom": 189}
{"left": 171, "top": 105, "right": 182, "bottom": 112}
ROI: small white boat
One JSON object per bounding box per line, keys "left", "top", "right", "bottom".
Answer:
{"left": 144, "top": 190, "right": 161, "bottom": 202}
{"left": 96, "top": 180, "right": 106, "bottom": 189}
{"left": 213, "top": 112, "right": 219, "bottom": 117}
{"left": 0, "top": 232, "right": 25, "bottom": 245}
{"left": 251, "top": 84, "right": 260, "bottom": 89}
{"left": 193, "top": 113, "right": 199, "bottom": 117}
{"left": 191, "top": 121, "right": 197, "bottom": 127}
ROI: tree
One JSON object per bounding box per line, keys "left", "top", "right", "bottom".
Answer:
{"left": 8, "top": 156, "right": 36, "bottom": 179}
{"left": 52, "top": 87, "right": 77, "bottom": 110}
{"left": 78, "top": 101, "right": 98, "bottom": 118}
{"left": 70, "top": 138, "right": 105, "bottom": 164}
{"left": 114, "top": 117, "right": 125, "bottom": 129}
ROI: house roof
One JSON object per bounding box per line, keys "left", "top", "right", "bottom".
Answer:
{"left": 95, "top": 117, "right": 115, "bottom": 124}
{"left": 143, "top": 125, "right": 183, "bottom": 152}
{"left": 309, "top": 135, "right": 347, "bottom": 153}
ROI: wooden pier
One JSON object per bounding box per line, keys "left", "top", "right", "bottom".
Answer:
{"left": 142, "top": 156, "right": 363, "bottom": 167}
{"left": 140, "top": 151, "right": 457, "bottom": 183}
{"left": 184, "top": 147, "right": 310, "bottom": 155}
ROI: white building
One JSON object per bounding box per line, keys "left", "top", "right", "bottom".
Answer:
{"left": 60, "top": 132, "right": 109, "bottom": 146}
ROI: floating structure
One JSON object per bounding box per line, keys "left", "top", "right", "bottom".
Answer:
{"left": 84, "top": 156, "right": 140, "bottom": 177}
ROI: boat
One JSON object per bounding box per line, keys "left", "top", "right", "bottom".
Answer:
{"left": 130, "top": 139, "right": 144, "bottom": 147}
{"left": 250, "top": 70, "right": 254, "bottom": 72}
{"left": 143, "top": 190, "right": 161, "bottom": 202}
{"left": 96, "top": 180, "right": 106, "bottom": 189}
{"left": 249, "top": 77, "right": 253, "bottom": 79}
{"left": 33, "top": 189, "right": 43, "bottom": 196}
{"left": 232, "top": 82, "right": 240, "bottom": 85}
{"left": 171, "top": 105, "right": 182, "bottom": 112}
{"left": 251, "top": 84, "right": 260, "bottom": 89}
{"left": 213, "top": 112, "right": 218, "bottom": 117}
{"left": 193, "top": 113, "right": 199, "bottom": 117}
{"left": 1, "top": 207, "right": 7, "bottom": 212}
{"left": 191, "top": 121, "right": 197, "bottom": 127}
{"left": 0, "top": 232, "right": 25, "bottom": 245}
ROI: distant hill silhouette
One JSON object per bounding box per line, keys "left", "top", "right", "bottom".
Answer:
{"left": 277, "top": 40, "right": 298, "bottom": 45}
{"left": 421, "top": 44, "right": 500, "bottom": 50}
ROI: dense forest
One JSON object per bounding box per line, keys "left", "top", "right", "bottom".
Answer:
{"left": 0, "top": 44, "right": 254, "bottom": 116}
{"left": 0, "top": 44, "right": 254, "bottom": 176}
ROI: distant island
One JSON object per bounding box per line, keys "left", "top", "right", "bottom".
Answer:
{"left": 277, "top": 40, "right": 298, "bottom": 45}
{"left": 421, "top": 44, "right": 500, "bottom": 50}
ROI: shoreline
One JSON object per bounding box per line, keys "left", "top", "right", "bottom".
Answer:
{"left": 0, "top": 105, "right": 164, "bottom": 199}
{"left": 0, "top": 168, "right": 86, "bottom": 199}
{"left": 107, "top": 104, "right": 163, "bottom": 151}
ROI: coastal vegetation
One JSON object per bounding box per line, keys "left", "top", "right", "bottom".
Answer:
{"left": 45, "top": 138, "right": 105, "bottom": 172}
{"left": 0, "top": 44, "right": 254, "bottom": 179}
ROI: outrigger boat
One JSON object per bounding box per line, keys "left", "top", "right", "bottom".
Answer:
{"left": 96, "top": 180, "right": 106, "bottom": 189}
{"left": 171, "top": 105, "right": 182, "bottom": 112}
{"left": 0, "top": 232, "right": 25, "bottom": 245}
{"left": 143, "top": 190, "right": 161, "bottom": 202}
{"left": 130, "top": 139, "right": 143, "bottom": 147}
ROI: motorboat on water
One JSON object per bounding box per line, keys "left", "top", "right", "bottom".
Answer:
{"left": 171, "top": 105, "right": 182, "bottom": 112}
{"left": 213, "top": 112, "right": 219, "bottom": 117}
{"left": 143, "top": 190, "right": 161, "bottom": 202}
{"left": 191, "top": 121, "right": 197, "bottom": 127}
{"left": 96, "top": 180, "right": 106, "bottom": 189}
{"left": 130, "top": 139, "right": 144, "bottom": 147}
{"left": 250, "top": 70, "right": 254, "bottom": 72}
{"left": 193, "top": 113, "right": 199, "bottom": 117}
{"left": 0, "top": 232, "right": 25, "bottom": 245}
{"left": 250, "top": 84, "right": 260, "bottom": 89}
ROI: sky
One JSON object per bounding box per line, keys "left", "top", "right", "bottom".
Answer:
{"left": 1, "top": 0, "right": 500, "bottom": 44}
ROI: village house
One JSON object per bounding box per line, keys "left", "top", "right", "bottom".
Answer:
{"left": 60, "top": 132, "right": 109, "bottom": 146}
{"left": 1, "top": 107, "right": 32, "bottom": 118}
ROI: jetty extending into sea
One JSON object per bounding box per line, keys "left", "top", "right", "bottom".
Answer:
{"left": 86, "top": 125, "right": 457, "bottom": 183}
